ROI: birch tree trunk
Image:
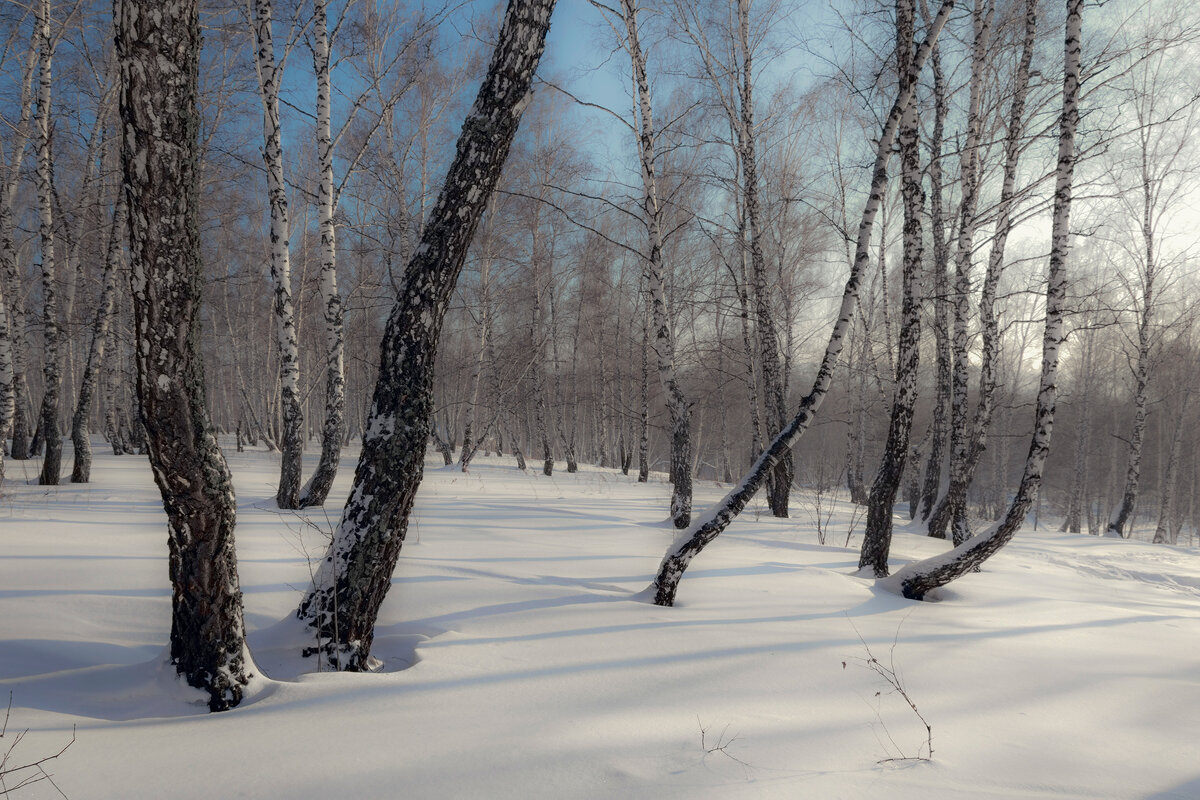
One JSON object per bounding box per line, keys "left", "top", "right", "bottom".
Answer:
{"left": 70, "top": 195, "right": 125, "bottom": 482}
{"left": 927, "top": 0, "right": 1029, "bottom": 545}
{"left": 620, "top": 0, "right": 692, "bottom": 527}
{"left": 651, "top": 0, "right": 955, "bottom": 606}
{"left": 252, "top": 0, "right": 304, "bottom": 509}
{"left": 116, "top": 0, "right": 256, "bottom": 709}
{"left": 858, "top": 0, "right": 926, "bottom": 577}
{"left": 735, "top": 0, "right": 791, "bottom": 518}
{"left": 918, "top": 8, "right": 949, "bottom": 524}
{"left": 298, "top": 0, "right": 344, "bottom": 507}
{"left": 882, "top": 0, "right": 1079, "bottom": 600}
{"left": 35, "top": 0, "right": 63, "bottom": 486}
{"left": 0, "top": 37, "right": 35, "bottom": 474}
{"left": 296, "top": 0, "right": 556, "bottom": 670}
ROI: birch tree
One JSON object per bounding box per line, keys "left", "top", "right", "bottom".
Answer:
{"left": 70, "top": 194, "right": 125, "bottom": 483}
{"left": 297, "top": 0, "right": 557, "bottom": 670}
{"left": 0, "top": 21, "right": 36, "bottom": 476}
{"left": 1105, "top": 29, "right": 1199, "bottom": 537}
{"left": 116, "top": 0, "right": 256, "bottom": 709}
{"left": 252, "top": 0, "right": 304, "bottom": 509}
{"left": 651, "top": 0, "right": 956, "bottom": 606}
{"left": 617, "top": 0, "right": 693, "bottom": 527}
{"left": 35, "top": 0, "right": 62, "bottom": 486}
{"left": 882, "top": 0, "right": 1080, "bottom": 599}
{"left": 858, "top": 0, "right": 928, "bottom": 577}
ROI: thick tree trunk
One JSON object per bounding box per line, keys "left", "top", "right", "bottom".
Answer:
{"left": 652, "top": 0, "right": 955, "bottom": 605}
{"left": 884, "top": 0, "right": 1078, "bottom": 600}
{"left": 117, "top": 0, "right": 255, "bottom": 709}
{"left": 253, "top": 0, "right": 304, "bottom": 509}
{"left": 296, "top": 0, "right": 555, "bottom": 670}
{"left": 298, "top": 0, "right": 345, "bottom": 508}
{"left": 858, "top": 0, "right": 926, "bottom": 578}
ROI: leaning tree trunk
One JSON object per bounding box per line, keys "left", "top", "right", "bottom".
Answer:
{"left": 621, "top": 0, "right": 691, "bottom": 527}
{"left": 298, "top": 0, "right": 345, "bottom": 508}
{"left": 116, "top": 0, "right": 256, "bottom": 710}
{"left": 253, "top": 0, "right": 304, "bottom": 509}
{"left": 882, "top": 0, "right": 1078, "bottom": 600}
{"left": 858, "top": 0, "right": 926, "bottom": 578}
{"left": 296, "top": 0, "right": 556, "bottom": 671}
{"left": 652, "top": 0, "right": 955, "bottom": 606}
{"left": 70, "top": 195, "right": 125, "bottom": 482}
{"left": 35, "top": 0, "right": 63, "bottom": 487}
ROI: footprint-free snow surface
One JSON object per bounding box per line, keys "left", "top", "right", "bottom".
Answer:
{"left": 2, "top": 444, "right": 1199, "bottom": 798}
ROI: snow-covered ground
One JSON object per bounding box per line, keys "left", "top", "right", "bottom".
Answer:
{"left": 2, "top": 444, "right": 1199, "bottom": 799}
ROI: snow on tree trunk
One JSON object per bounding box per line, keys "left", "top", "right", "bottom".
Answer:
{"left": 252, "top": 0, "right": 304, "bottom": 509}
{"left": 882, "top": 0, "right": 1078, "bottom": 600}
{"left": 652, "top": 0, "right": 955, "bottom": 606}
{"left": 621, "top": 0, "right": 692, "bottom": 527}
{"left": 296, "top": 0, "right": 556, "bottom": 670}
{"left": 70, "top": 196, "right": 125, "bottom": 483}
{"left": 116, "top": 0, "right": 256, "bottom": 709}
{"left": 298, "top": 0, "right": 345, "bottom": 508}
{"left": 35, "top": 0, "right": 62, "bottom": 487}
{"left": 858, "top": 0, "right": 926, "bottom": 578}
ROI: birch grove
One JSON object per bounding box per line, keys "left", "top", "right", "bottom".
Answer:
{"left": 0, "top": 0, "right": 1195, "bottom": 713}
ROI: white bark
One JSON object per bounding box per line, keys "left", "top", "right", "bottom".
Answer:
{"left": 252, "top": 0, "right": 304, "bottom": 508}
{"left": 652, "top": 0, "right": 956, "bottom": 605}
{"left": 883, "top": 0, "right": 1080, "bottom": 600}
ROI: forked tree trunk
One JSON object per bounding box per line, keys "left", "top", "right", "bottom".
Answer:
{"left": 298, "top": 0, "right": 345, "bottom": 507}
{"left": 858, "top": 0, "right": 926, "bottom": 578}
{"left": 652, "top": 0, "right": 955, "bottom": 606}
{"left": 116, "top": 0, "right": 256, "bottom": 709}
{"left": 296, "top": 0, "right": 556, "bottom": 670}
{"left": 252, "top": 0, "right": 304, "bottom": 509}
{"left": 883, "top": 0, "right": 1079, "bottom": 600}
{"left": 925, "top": 0, "right": 996, "bottom": 545}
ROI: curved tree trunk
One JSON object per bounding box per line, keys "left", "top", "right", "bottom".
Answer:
{"left": 651, "top": 0, "right": 955, "bottom": 606}
{"left": 296, "top": 0, "right": 556, "bottom": 671}
{"left": 884, "top": 0, "right": 1078, "bottom": 600}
